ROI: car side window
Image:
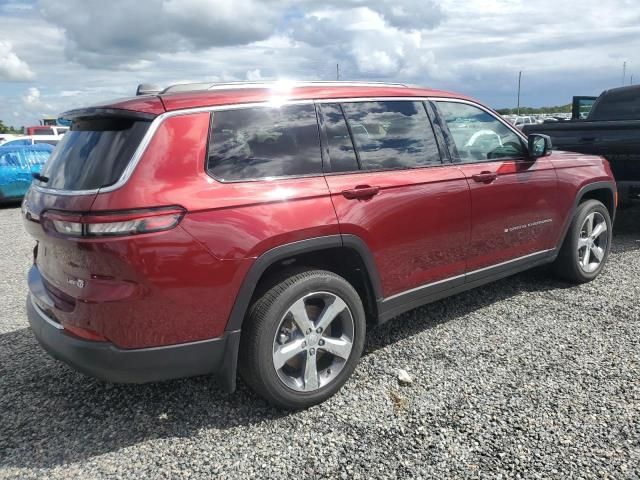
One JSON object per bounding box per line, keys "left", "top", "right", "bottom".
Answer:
{"left": 318, "top": 103, "right": 359, "bottom": 173}
{"left": 207, "top": 104, "right": 322, "bottom": 182}
{"left": 436, "top": 102, "right": 526, "bottom": 163}
{"left": 340, "top": 101, "right": 441, "bottom": 171}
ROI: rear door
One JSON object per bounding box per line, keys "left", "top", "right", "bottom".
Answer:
{"left": 434, "top": 100, "right": 561, "bottom": 273}
{"left": 319, "top": 100, "right": 471, "bottom": 300}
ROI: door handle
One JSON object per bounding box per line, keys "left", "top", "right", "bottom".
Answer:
{"left": 342, "top": 185, "right": 380, "bottom": 200}
{"left": 471, "top": 172, "right": 497, "bottom": 184}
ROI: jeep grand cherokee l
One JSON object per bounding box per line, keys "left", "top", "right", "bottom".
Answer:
{"left": 23, "top": 81, "right": 616, "bottom": 409}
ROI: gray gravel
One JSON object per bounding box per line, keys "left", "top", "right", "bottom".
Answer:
{"left": 1, "top": 202, "right": 639, "bottom": 479}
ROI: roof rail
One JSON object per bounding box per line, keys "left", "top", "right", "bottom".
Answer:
{"left": 159, "top": 80, "right": 409, "bottom": 94}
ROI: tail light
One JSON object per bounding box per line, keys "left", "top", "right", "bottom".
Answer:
{"left": 42, "top": 207, "right": 185, "bottom": 238}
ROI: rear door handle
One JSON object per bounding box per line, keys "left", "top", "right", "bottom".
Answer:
{"left": 471, "top": 172, "right": 497, "bottom": 184}
{"left": 342, "top": 185, "right": 380, "bottom": 200}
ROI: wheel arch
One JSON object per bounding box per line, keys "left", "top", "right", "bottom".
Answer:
{"left": 218, "top": 234, "right": 382, "bottom": 393}
{"left": 555, "top": 180, "right": 616, "bottom": 254}
{"left": 226, "top": 235, "right": 383, "bottom": 334}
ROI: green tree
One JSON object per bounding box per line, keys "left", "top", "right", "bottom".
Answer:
{"left": 0, "top": 120, "right": 21, "bottom": 134}
{"left": 496, "top": 104, "right": 572, "bottom": 115}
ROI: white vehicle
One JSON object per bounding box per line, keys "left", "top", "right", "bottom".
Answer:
{"left": 513, "top": 116, "right": 536, "bottom": 129}
{"left": 0, "top": 135, "right": 60, "bottom": 147}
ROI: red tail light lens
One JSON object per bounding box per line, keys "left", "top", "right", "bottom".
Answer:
{"left": 42, "top": 207, "right": 185, "bottom": 238}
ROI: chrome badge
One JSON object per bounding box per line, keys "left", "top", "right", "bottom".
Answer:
{"left": 67, "top": 278, "right": 85, "bottom": 289}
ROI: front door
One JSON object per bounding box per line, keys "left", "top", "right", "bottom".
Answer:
{"left": 435, "top": 100, "right": 561, "bottom": 272}
{"left": 318, "top": 100, "right": 471, "bottom": 300}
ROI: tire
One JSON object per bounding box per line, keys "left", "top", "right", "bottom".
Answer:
{"left": 238, "top": 270, "right": 366, "bottom": 409}
{"left": 553, "top": 199, "right": 612, "bottom": 283}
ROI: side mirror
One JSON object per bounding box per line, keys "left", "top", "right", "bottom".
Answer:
{"left": 528, "top": 133, "right": 552, "bottom": 159}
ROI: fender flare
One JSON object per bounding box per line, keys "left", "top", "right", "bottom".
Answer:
{"left": 555, "top": 180, "right": 616, "bottom": 255}
{"left": 225, "top": 234, "right": 383, "bottom": 333}
{"left": 219, "top": 234, "right": 381, "bottom": 392}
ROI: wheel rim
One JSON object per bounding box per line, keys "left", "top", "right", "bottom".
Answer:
{"left": 272, "top": 291, "right": 355, "bottom": 392}
{"left": 577, "top": 212, "right": 608, "bottom": 273}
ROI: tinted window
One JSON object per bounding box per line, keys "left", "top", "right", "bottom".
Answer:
{"left": 318, "top": 103, "right": 359, "bottom": 172}
{"left": 37, "top": 117, "right": 150, "bottom": 190}
{"left": 437, "top": 102, "right": 525, "bottom": 163}
{"left": 207, "top": 104, "right": 322, "bottom": 181}
{"left": 590, "top": 88, "right": 640, "bottom": 121}
{"left": 341, "top": 101, "right": 441, "bottom": 171}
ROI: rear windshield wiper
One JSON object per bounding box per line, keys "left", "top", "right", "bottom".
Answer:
{"left": 32, "top": 173, "right": 49, "bottom": 183}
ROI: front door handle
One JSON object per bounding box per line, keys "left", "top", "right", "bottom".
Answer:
{"left": 471, "top": 171, "right": 497, "bottom": 184}
{"left": 342, "top": 185, "right": 380, "bottom": 200}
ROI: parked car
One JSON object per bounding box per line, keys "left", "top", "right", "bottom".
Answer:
{"left": 23, "top": 81, "right": 616, "bottom": 409}
{"left": 2, "top": 135, "right": 60, "bottom": 147}
{"left": 524, "top": 85, "right": 640, "bottom": 204}
{"left": 25, "top": 125, "right": 69, "bottom": 136}
{"left": 513, "top": 116, "right": 537, "bottom": 129}
{"left": 0, "top": 144, "right": 52, "bottom": 203}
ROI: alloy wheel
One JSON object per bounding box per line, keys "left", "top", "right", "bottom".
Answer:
{"left": 577, "top": 211, "right": 608, "bottom": 273}
{"left": 272, "top": 292, "right": 354, "bottom": 392}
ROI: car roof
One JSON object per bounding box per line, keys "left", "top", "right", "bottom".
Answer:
{"left": 160, "top": 83, "right": 472, "bottom": 112}
{"left": 5, "top": 135, "right": 60, "bottom": 140}
{"left": 71, "top": 81, "right": 477, "bottom": 118}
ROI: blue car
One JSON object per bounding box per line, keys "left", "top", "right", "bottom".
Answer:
{"left": 0, "top": 144, "right": 53, "bottom": 202}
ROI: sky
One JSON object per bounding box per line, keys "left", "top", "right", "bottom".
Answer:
{"left": 0, "top": 0, "right": 639, "bottom": 127}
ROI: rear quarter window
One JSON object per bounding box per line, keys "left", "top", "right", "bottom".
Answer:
{"left": 206, "top": 104, "right": 322, "bottom": 182}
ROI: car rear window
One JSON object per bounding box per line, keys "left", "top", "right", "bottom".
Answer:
{"left": 590, "top": 88, "right": 640, "bottom": 121}
{"left": 37, "top": 117, "right": 151, "bottom": 190}
{"left": 206, "top": 104, "right": 322, "bottom": 182}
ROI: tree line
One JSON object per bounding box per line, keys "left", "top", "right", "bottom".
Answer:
{"left": 496, "top": 104, "right": 572, "bottom": 115}
{"left": 0, "top": 120, "right": 22, "bottom": 134}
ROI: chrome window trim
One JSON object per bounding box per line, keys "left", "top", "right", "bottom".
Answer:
{"left": 30, "top": 95, "right": 525, "bottom": 196}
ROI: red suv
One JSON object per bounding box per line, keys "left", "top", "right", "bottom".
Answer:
{"left": 23, "top": 81, "right": 616, "bottom": 408}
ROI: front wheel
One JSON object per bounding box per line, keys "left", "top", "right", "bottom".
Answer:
{"left": 553, "top": 199, "right": 612, "bottom": 283}
{"left": 238, "top": 270, "right": 366, "bottom": 409}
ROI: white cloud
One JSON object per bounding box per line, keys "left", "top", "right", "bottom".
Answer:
{"left": 0, "top": 0, "right": 639, "bottom": 127}
{"left": 0, "top": 41, "right": 35, "bottom": 81}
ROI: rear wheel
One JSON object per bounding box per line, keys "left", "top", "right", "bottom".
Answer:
{"left": 238, "top": 270, "right": 366, "bottom": 409}
{"left": 553, "top": 199, "right": 612, "bottom": 283}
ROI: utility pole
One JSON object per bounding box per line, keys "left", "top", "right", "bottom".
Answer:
{"left": 631, "top": 74, "right": 634, "bottom": 85}
{"left": 622, "top": 62, "right": 626, "bottom": 85}
{"left": 517, "top": 71, "right": 522, "bottom": 116}
{"left": 336, "top": 63, "right": 340, "bottom": 81}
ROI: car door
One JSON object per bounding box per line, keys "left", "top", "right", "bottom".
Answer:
{"left": 318, "top": 100, "right": 471, "bottom": 302}
{"left": 434, "top": 100, "right": 561, "bottom": 273}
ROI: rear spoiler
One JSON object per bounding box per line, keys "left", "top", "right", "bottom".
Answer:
{"left": 59, "top": 107, "right": 158, "bottom": 123}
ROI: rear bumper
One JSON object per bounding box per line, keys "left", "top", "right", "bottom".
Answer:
{"left": 27, "top": 294, "right": 241, "bottom": 390}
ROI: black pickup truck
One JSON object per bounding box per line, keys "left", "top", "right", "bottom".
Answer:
{"left": 524, "top": 85, "right": 640, "bottom": 204}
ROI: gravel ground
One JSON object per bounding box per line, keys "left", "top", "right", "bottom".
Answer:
{"left": 1, "top": 203, "right": 639, "bottom": 479}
